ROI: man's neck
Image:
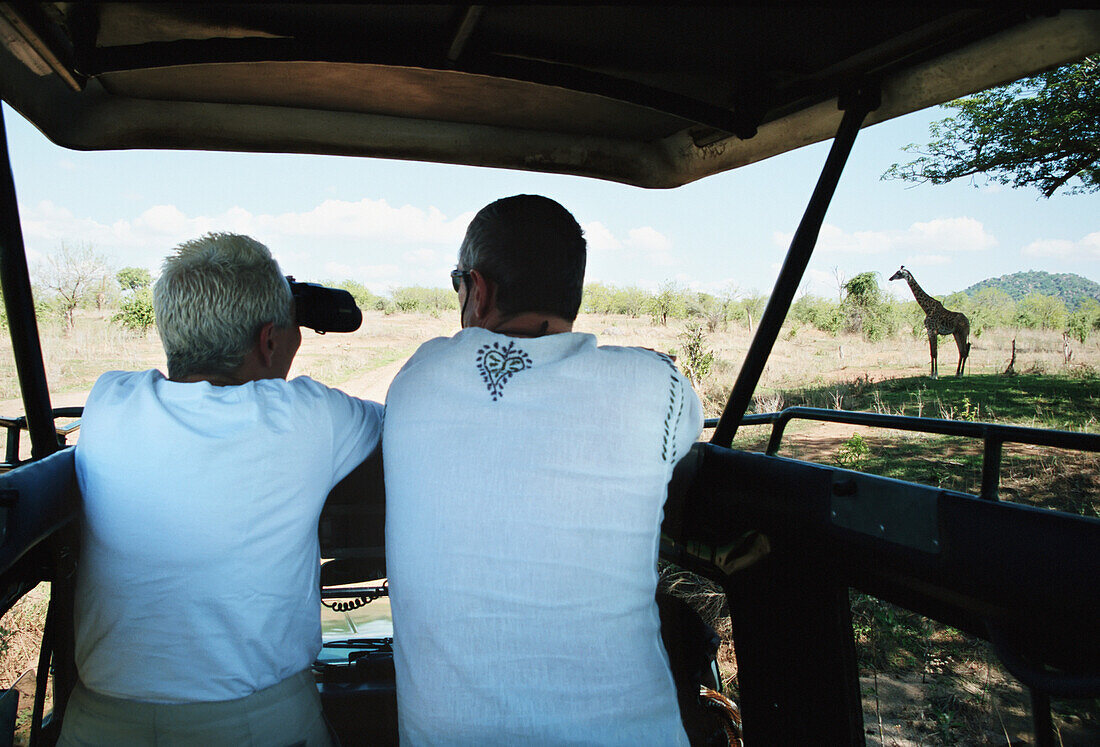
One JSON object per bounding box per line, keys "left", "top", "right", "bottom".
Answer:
{"left": 172, "top": 372, "right": 243, "bottom": 386}
{"left": 484, "top": 312, "right": 573, "bottom": 337}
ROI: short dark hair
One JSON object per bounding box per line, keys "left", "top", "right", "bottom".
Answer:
{"left": 458, "top": 195, "right": 586, "bottom": 322}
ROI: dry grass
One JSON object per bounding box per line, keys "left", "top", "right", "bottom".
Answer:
{"left": 0, "top": 584, "right": 48, "bottom": 690}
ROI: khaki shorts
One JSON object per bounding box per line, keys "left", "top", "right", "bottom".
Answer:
{"left": 58, "top": 668, "right": 334, "bottom": 747}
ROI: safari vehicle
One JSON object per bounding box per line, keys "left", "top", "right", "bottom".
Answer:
{"left": 0, "top": 4, "right": 1098, "bottom": 745}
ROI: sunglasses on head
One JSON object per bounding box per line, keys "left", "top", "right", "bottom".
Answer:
{"left": 450, "top": 269, "right": 471, "bottom": 292}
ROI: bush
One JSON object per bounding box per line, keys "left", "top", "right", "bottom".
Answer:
{"left": 112, "top": 288, "right": 155, "bottom": 333}
{"left": 673, "top": 322, "right": 715, "bottom": 389}
{"left": 791, "top": 295, "right": 842, "bottom": 335}
{"left": 390, "top": 286, "right": 458, "bottom": 314}
{"left": 1015, "top": 292, "right": 1067, "bottom": 330}
{"left": 841, "top": 272, "right": 899, "bottom": 341}
{"left": 1066, "top": 299, "right": 1100, "bottom": 343}
{"left": 117, "top": 266, "right": 152, "bottom": 291}
{"left": 835, "top": 433, "right": 870, "bottom": 469}
{"left": 648, "top": 281, "right": 687, "bottom": 326}
{"left": 335, "top": 279, "right": 380, "bottom": 310}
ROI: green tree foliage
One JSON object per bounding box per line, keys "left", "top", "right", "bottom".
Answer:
{"left": 884, "top": 57, "right": 1100, "bottom": 197}
{"left": 1015, "top": 292, "right": 1068, "bottom": 331}
{"left": 693, "top": 292, "right": 729, "bottom": 332}
{"left": 649, "top": 281, "right": 686, "bottom": 326}
{"left": 738, "top": 293, "right": 767, "bottom": 333}
{"left": 581, "top": 282, "right": 614, "bottom": 314}
{"left": 1065, "top": 298, "right": 1100, "bottom": 343}
{"left": 968, "top": 287, "right": 1017, "bottom": 334}
{"left": 614, "top": 286, "right": 651, "bottom": 318}
{"left": 334, "top": 279, "right": 380, "bottom": 310}
{"left": 842, "top": 272, "right": 897, "bottom": 342}
{"left": 581, "top": 283, "right": 653, "bottom": 317}
{"left": 673, "top": 322, "right": 714, "bottom": 389}
{"left": 112, "top": 288, "right": 155, "bottom": 334}
{"left": 116, "top": 266, "right": 153, "bottom": 291}
{"left": 790, "top": 295, "right": 842, "bottom": 335}
{"left": 964, "top": 270, "right": 1099, "bottom": 311}
{"left": 390, "top": 286, "right": 458, "bottom": 315}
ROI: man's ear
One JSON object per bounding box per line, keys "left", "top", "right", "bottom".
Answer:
{"left": 256, "top": 322, "right": 277, "bottom": 368}
{"left": 470, "top": 269, "right": 496, "bottom": 322}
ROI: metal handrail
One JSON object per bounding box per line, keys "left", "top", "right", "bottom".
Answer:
{"left": 703, "top": 406, "right": 1100, "bottom": 501}
{"left": 1, "top": 406, "right": 83, "bottom": 470}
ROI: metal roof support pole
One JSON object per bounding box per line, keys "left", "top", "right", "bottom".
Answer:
{"left": 711, "top": 87, "right": 879, "bottom": 448}
{"left": 0, "top": 107, "right": 58, "bottom": 460}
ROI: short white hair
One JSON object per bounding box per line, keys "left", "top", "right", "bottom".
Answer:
{"left": 154, "top": 233, "right": 293, "bottom": 379}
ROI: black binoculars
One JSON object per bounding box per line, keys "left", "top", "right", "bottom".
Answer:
{"left": 287, "top": 277, "right": 363, "bottom": 333}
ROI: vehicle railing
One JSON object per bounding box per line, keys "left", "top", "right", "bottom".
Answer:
{"left": 0, "top": 407, "right": 83, "bottom": 471}
{"left": 704, "top": 406, "right": 1100, "bottom": 501}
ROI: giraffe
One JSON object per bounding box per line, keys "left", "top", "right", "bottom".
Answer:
{"left": 889, "top": 266, "right": 970, "bottom": 378}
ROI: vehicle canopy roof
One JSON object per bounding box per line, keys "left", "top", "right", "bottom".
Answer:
{"left": 1, "top": 3, "right": 1098, "bottom": 187}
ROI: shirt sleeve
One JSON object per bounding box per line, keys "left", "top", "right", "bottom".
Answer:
{"left": 669, "top": 369, "right": 704, "bottom": 465}
{"left": 318, "top": 385, "right": 384, "bottom": 484}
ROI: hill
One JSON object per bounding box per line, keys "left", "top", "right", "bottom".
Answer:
{"left": 963, "top": 271, "right": 1100, "bottom": 310}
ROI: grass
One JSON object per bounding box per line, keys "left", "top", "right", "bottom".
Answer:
{"left": 784, "top": 371, "right": 1100, "bottom": 431}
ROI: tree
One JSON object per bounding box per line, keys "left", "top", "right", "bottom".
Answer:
{"left": 969, "top": 287, "right": 1016, "bottom": 333}
{"left": 37, "top": 242, "right": 109, "bottom": 330}
{"left": 883, "top": 57, "right": 1100, "bottom": 197}
{"left": 117, "top": 266, "right": 153, "bottom": 291}
{"left": 674, "top": 322, "right": 715, "bottom": 390}
{"left": 112, "top": 288, "right": 155, "bottom": 334}
{"left": 842, "top": 272, "right": 897, "bottom": 341}
{"left": 740, "top": 292, "right": 767, "bottom": 333}
{"left": 335, "top": 279, "right": 379, "bottom": 310}
{"left": 1015, "top": 293, "right": 1067, "bottom": 331}
{"left": 1065, "top": 299, "right": 1100, "bottom": 344}
{"left": 649, "top": 281, "right": 686, "bottom": 326}
{"left": 790, "top": 294, "right": 842, "bottom": 334}
{"left": 582, "top": 282, "right": 614, "bottom": 315}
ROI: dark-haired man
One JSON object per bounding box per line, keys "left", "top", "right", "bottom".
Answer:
{"left": 384, "top": 195, "right": 701, "bottom": 744}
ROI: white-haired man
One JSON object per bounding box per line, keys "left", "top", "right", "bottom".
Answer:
{"left": 60, "top": 233, "right": 382, "bottom": 746}
{"left": 384, "top": 196, "right": 702, "bottom": 744}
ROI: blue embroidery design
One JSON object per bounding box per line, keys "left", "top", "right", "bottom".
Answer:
{"left": 476, "top": 340, "right": 532, "bottom": 401}
{"left": 654, "top": 352, "right": 683, "bottom": 463}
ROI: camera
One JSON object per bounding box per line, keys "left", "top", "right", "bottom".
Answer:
{"left": 287, "top": 277, "right": 363, "bottom": 333}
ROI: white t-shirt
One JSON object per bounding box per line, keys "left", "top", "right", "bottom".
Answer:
{"left": 73, "top": 370, "right": 383, "bottom": 703}
{"left": 384, "top": 328, "right": 702, "bottom": 746}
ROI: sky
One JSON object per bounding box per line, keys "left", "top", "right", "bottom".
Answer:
{"left": 4, "top": 100, "right": 1098, "bottom": 301}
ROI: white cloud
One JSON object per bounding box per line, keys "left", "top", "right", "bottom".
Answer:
{"left": 624, "top": 226, "right": 675, "bottom": 266}
{"left": 1022, "top": 231, "right": 1100, "bottom": 260}
{"left": 908, "top": 217, "right": 996, "bottom": 252}
{"left": 20, "top": 197, "right": 473, "bottom": 250}
{"left": 581, "top": 221, "right": 621, "bottom": 252}
{"left": 17, "top": 197, "right": 481, "bottom": 286}
{"left": 402, "top": 248, "right": 442, "bottom": 266}
{"left": 624, "top": 226, "right": 671, "bottom": 252}
{"left": 582, "top": 221, "right": 679, "bottom": 280}
{"left": 773, "top": 217, "right": 996, "bottom": 257}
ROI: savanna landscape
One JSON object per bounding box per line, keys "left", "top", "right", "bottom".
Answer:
{"left": 1, "top": 270, "right": 1099, "bottom": 745}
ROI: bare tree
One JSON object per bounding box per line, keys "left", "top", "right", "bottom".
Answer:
{"left": 37, "top": 242, "right": 109, "bottom": 330}
{"left": 831, "top": 265, "right": 847, "bottom": 302}
{"left": 741, "top": 292, "right": 767, "bottom": 334}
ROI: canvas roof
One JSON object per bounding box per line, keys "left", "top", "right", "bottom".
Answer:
{"left": 1, "top": 3, "right": 1098, "bottom": 187}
